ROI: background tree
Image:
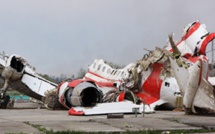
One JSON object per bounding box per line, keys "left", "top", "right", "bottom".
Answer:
{"left": 76, "top": 68, "right": 87, "bottom": 79}
{"left": 105, "top": 61, "right": 124, "bottom": 69}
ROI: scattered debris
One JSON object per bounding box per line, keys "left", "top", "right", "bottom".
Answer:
{"left": 107, "top": 113, "right": 124, "bottom": 119}
{"left": 1, "top": 21, "right": 215, "bottom": 116}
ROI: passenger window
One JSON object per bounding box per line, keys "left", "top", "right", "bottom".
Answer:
{"left": 165, "top": 82, "right": 170, "bottom": 87}
{"left": 111, "top": 70, "right": 115, "bottom": 74}
{"left": 114, "top": 70, "right": 117, "bottom": 75}
{"left": 102, "top": 66, "right": 106, "bottom": 72}
{"left": 97, "top": 64, "right": 101, "bottom": 70}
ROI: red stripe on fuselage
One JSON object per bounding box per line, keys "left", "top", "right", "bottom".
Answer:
{"left": 86, "top": 71, "right": 122, "bottom": 82}
{"left": 137, "top": 63, "right": 163, "bottom": 104}
{"left": 199, "top": 32, "right": 215, "bottom": 55}
{"left": 68, "top": 79, "right": 84, "bottom": 87}
{"left": 84, "top": 76, "right": 115, "bottom": 87}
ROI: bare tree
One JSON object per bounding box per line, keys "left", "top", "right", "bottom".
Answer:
{"left": 76, "top": 68, "right": 87, "bottom": 79}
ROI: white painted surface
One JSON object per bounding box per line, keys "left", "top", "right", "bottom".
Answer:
{"left": 208, "top": 77, "right": 215, "bottom": 86}
{"left": 72, "top": 101, "right": 155, "bottom": 115}
{"left": 21, "top": 74, "right": 57, "bottom": 96}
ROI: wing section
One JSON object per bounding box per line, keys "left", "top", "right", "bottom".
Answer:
{"left": 21, "top": 72, "right": 57, "bottom": 97}
{"left": 7, "top": 72, "right": 57, "bottom": 101}
{"left": 69, "top": 101, "right": 154, "bottom": 115}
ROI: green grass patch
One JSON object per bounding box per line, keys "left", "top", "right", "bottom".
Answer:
{"left": 22, "top": 121, "right": 215, "bottom": 134}
{"left": 23, "top": 121, "right": 54, "bottom": 133}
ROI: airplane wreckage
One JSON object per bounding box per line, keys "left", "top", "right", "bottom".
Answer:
{"left": 0, "top": 21, "right": 215, "bottom": 115}
{"left": 0, "top": 53, "right": 57, "bottom": 108}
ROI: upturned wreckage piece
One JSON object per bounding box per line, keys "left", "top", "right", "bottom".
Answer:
{"left": 167, "top": 21, "right": 215, "bottom": 114}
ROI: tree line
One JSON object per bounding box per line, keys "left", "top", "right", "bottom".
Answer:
{"left": 40, "top": 61, "right": 124, "bottom": 84}
{"left": 39, "top": 68, "right": 87, "bottom": 84}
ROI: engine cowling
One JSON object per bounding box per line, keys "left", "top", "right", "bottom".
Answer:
{"left": 58, "top": 79, "right": 102, "bottom": 109}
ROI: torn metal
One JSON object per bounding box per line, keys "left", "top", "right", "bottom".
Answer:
{"left": 49, "top": 49, "right": 181, "bottom": 115}
{"left": 1, "top": 21, "right": 215, "bottom": 116}
{"left": 167, "top": 21, "right": 215, "bottom": 114}
{"left": 0, "top": 53, "right": 57, "bottom": 108}
{"left": 57, "top": 21, "right": 215, "bottom": 115}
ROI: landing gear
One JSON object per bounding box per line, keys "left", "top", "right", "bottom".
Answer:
{"left": 0, "top": 80, "right": 10, "bottom": 109}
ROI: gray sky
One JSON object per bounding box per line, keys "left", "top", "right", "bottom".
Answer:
{"left": 0, "top": 0, "right": 215, "bottom": 76}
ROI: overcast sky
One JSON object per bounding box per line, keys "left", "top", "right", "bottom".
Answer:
{"left": 0, "top": 0, "right": 215, "bottom": 76}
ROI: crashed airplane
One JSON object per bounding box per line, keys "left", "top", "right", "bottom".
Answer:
{"left": 45, "top": 20, "right": 215, "bottom": 115}
{"left": 45, "top": 51, "right": 181, "bottom": 115}
{"left": 1, "top": 21, "right": 215, "bottom": 116}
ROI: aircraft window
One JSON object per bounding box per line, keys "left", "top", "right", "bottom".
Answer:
{"left": 93, "top": 63, "right": 96, "bottom": 69}
{"left": 165, "top": 82, "right": 170, "bottom": 87}
{"left": 111, "top": 70, "right": 115, "bottom": 74}
{"left": 174, "top": 92, "right": 181, "bottom": 96}
{"left": 102, "top": 66, "right": 106, "bottom": 72}
{"left": 114, "top": 70, "right": 117, "bottom": 75}
{"left": 97, "top": 64, "right": 101, "bottom": 70}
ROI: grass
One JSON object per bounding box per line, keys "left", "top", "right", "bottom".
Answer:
{"left": 6, "top": 90, "right": 22, "bottom": 96}
{"left": 21, "top": 121, "right": 215, "bottom": 134}
{"left": 23, "top": 121, "right": 53, "bottom": 133}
